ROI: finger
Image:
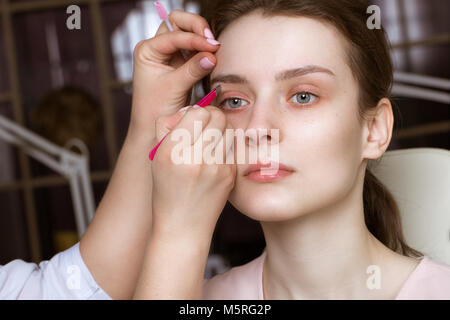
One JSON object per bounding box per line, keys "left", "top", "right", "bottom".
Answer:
{"left": 155, "top": 10, "right": 214, "bottom": 39}
{"left": 193, "top": 107, "right": 226, "bottom": 163}
{"left": 222, "top": 121, "right": 236, "bottom": 164}
{"left": 167, "top": 106, "right": 212, "bottom": 148}
{"left": 154, "top": 108, "right": 189, "bottom": 141}
{"left": 214, "top": 118, "right": 235, "bottom": 165}
{"left": 136, "top": 31, "right": 220, "bottom": 65}
{"left": 171, "top": 52, "right": 217, "bottom": 95}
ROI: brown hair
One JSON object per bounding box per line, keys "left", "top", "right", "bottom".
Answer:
{"left": 194, "top": 0, "right": 423, "bottom": 258}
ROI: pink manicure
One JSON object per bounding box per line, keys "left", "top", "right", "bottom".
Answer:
{"left": 200, "top": 57, "right": 215, "bottom": 69}
{"left": 206, "top": 38, "right": 221, "bottom": 46}
{"left": 204, "top": 28, "right": 215, "bottom": 39}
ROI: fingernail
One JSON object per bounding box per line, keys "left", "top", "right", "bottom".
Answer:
{"left": 192, "top": 104, "right": 201, "bottom": 109}
{"left": 178, "top": 106, "right": 190, "bottom": 114}
{"left": 206, "top": 38, "right": 221, "bottom": 46}
{"left": 200, "top": 57, "right": 215, "bottom": 70}
{"left": 204, "top": 28, "right": 215, "bottom": 40}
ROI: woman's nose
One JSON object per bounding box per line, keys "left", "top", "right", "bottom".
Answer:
{"left": 245, "top": 128, "right": 275, "bottom": 148}
{"left": 244, "top": 104, "right": 281, "bottom": 148}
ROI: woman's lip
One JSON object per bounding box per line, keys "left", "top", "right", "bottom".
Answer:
{"left": 245, "top": 169, "right": 293, "bottom": 182}
{"left": 243, "top": 162, "right": 294, "bottom": 176}
{"left": 243, "top": 162, "right": 295, "bottom": 182}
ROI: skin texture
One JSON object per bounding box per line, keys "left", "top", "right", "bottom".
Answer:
{"left": 208, "top": 12, "right": 421, "bottom": 299}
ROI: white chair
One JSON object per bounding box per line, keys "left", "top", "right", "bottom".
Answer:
{"left": 370, "top": 148, "right": 450, "bottom": 265}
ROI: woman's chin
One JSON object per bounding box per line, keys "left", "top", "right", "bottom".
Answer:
{"left": 228, "top": 189, "right": 303, "bottom": 222}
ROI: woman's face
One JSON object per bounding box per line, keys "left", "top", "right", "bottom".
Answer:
{"left": 211, "top": 13, "right": 367, "bottom": 222}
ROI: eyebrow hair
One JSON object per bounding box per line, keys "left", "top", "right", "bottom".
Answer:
{"left": 210, "top": 65, "right": 336, "bottom": 87}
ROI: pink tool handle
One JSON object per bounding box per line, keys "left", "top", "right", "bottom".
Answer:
{"left": 148, "top": 133, "right": 169, "bottom": 160}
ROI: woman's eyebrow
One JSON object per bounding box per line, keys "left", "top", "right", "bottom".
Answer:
{"left": 210, "top": 65, "right": 336, "bottom": 87}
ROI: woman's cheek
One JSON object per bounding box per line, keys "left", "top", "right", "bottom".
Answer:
{"left": 224, "top": 113, "right": 244, "bottom": 130}
{"left": 288, "top": 110, "right": 362, "bottom": 200}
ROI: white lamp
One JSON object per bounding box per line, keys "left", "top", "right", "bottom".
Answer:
{"left": 0, "top": 115, "right": 95, "bottom": 237}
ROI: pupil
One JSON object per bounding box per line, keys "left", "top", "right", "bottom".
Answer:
{"left": 299, "top": 93, "right": 309, "bottom": 103}
{"left": 231, "top": 98, "right": 240, "bottom": 108}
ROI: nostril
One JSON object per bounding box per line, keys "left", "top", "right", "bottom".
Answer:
{"left": 245, "top": 134, "right": 258, "bottom": 147}
{"left": 245, "top": 129, "right": 274, "bottom": 147}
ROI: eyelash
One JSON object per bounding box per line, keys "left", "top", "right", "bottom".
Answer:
{"left": 216, "top": 91, "right": 319, "bottom": 110}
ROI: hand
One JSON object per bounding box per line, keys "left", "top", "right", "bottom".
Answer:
{"left": 151, "top": 105, "right": 236, "bottom": 241}
{"left": 129, "top": 10, "right": 221, "bottom": 139}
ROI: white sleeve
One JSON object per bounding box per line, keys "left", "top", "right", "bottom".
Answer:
{"left": 0, "top": 242, "right": 112, "bottom": 300}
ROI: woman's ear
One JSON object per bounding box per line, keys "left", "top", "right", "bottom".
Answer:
{"left": 361, "top": 98, "right": 394, "bottom": 160}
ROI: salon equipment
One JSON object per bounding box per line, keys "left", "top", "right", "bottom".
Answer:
{"left": 370, "top": 148, "right": 450, "bottom": 265}
{"left": 392, "top": 71, "right": 450, "bottom": 104}
{"left": 0, "top": 115, "right": 95, "bottom": 237}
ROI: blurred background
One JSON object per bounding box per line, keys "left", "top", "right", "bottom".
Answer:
{"left": 0, "top": 0, "right": 448, "bottom": 277}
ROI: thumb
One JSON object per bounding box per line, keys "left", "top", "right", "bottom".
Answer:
{"left": 172, "top": 53, "right": 216, "bottom": 92}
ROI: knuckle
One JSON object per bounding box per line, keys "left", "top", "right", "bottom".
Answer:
{"left": 226, "top": 177, "right": 235, "bottom": 189}
{"left": 190, "top": 34, "right": 197, "bottom": 47}
{"left": 133, "top": 40, "right": 145, "bottom": 56}
{"left": 190, "top": 13, "right": 211, "bottom": 34}
{"left": 199, "top": 17, "right": 210, "bottom": 28}
{"left": 212, "top": 108, "right": 226, "bottom": 122}
{"left": 185, "top": 106, "right": 196, "bottom": 115}
{"left": 208, "top": 108, "right": 226, "bottom": 125}
{"left": 169, "top": 10, "right": 210, "bottom": 33}
{"left": 186, "top": 61, "right": 197, "bottom": 79}
{"left": 169, "top": 9, "right": 182, "bottom": 19}
{"left": 168, "top": 10, "right": 178, "bottom": 22}
{"left": 170, "top": 30, "right": 185, "bottom": 40}
{"left": 222, "top": 172, "right": 235, "bottom": 188}
{"left": 203, "top": 106, "right": 215, "bottom": 112}
{"left": 193, "top": 106, "right": 210, "bottom": 118}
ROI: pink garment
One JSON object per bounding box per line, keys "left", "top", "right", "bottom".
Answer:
{"left": 202, "top": 250, "right": 450, "bottom": 299}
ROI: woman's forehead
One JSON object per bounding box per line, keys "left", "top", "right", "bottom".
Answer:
{"left": 214, "top": 14, "right": 348, "bottom": 77}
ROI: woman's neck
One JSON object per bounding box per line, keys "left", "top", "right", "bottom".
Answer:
{"left": 260, "top": 186, "right": 397, "bottom": 299}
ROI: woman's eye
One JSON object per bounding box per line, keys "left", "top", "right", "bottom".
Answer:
{"left": 217, "top": 91, "right": 317, "bottom": 109}
{"left": 218, "top": 97, "right": 248, "bottom": 110}
{"left": 291, "top": 91, "right": 318, "bottom": 105}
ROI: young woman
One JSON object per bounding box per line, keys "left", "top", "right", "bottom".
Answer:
{"left": 133, "top": 0, "right": 450, "bottom": 299}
